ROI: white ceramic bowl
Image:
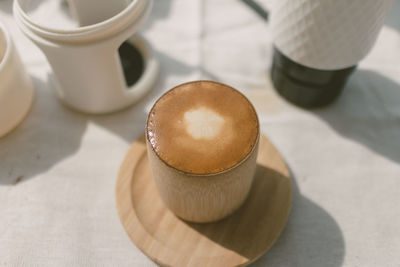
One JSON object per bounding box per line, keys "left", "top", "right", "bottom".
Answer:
{"left": 0, "top": 21, "right": 34, "bottom": 138}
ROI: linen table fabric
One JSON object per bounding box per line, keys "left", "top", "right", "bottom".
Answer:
{"left": 1, "top": 0, "right": 400, "bottom": 266}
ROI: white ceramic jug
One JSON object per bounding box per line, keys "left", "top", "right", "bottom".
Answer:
{"left": 14, "top": 0, "right": 159, "bottom": 114}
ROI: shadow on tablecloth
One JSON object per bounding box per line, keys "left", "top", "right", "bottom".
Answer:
{"left": 0, "top": 48, "right": 195, "bottom": 185}
{"left": 385, "top": 0, "right": 400, "bottom": 31}
{"left": 316, "top": 69, "right": 400, "bottom": 165}
{"left": 251, "top": 168, "right": 345, "bottom": 267}
{"left": 0, "top": 76, "right": 87, "bottom": 185}
{"left": 185, "top": 165, "right": 345, "bottom": 267}
{"left": 255, "top": 69, "right": 400, "bottom": 266}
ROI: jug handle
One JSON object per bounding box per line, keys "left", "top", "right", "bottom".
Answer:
{"left": 119, "top": 35, "right": 159, "bottom": 103}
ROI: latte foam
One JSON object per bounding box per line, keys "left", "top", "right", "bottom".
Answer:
{"left": 146, "top": 81, "right": 259, "bottom": 175}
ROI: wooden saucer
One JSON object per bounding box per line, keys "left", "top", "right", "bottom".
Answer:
{"left": 116, "top": 135, "right": 292, "bottom": 267}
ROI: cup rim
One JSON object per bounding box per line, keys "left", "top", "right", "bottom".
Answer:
{"left": 14, "top": 0, "right": 149, "bottom": 43}
{"left": 145, "top": 80, "right": 260, "bottom": 177}
{"left": 0, "top": 21, "right": 11, "bottom": 74}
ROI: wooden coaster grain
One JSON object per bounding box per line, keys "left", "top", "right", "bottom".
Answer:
{"left": 116, "top": 134, "right": 292, "bottom": 267}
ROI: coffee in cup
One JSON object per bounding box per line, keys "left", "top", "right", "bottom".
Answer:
{"left": 146, "top": 80, "right": 259, "bottom": 223}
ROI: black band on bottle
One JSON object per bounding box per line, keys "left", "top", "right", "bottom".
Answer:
{"left": 271, "top": 47, "right": 356, "bottom": 108}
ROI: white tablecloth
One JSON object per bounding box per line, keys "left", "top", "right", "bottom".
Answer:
{"left": 1, "top": 0, "right": 400, "bottom": 266}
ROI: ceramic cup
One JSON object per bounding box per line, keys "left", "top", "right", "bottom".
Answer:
{"left": 146, "top": 81, "right": 260, "bottom": 223}
{"left": 14, "top": 0, "right": 158, "bottom": 114}
{"left": 0, "top": 21, "right": 34, "bottom": 138}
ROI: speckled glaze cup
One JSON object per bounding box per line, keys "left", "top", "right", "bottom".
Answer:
{"left": 146, "top": 81, "right": 260, "bottom": 223}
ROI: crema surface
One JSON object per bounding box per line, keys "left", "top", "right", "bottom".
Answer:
{"left": 146, "top": 81, "right": 259, "bottom": 175}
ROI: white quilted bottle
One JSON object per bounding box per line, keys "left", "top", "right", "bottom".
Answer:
{"left": 270, "top": 0, "right": 394, "bottom": 107}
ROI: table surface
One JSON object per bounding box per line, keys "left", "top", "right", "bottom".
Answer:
{"left": 1, "top": 0, "right": 400, "bottom": 266}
